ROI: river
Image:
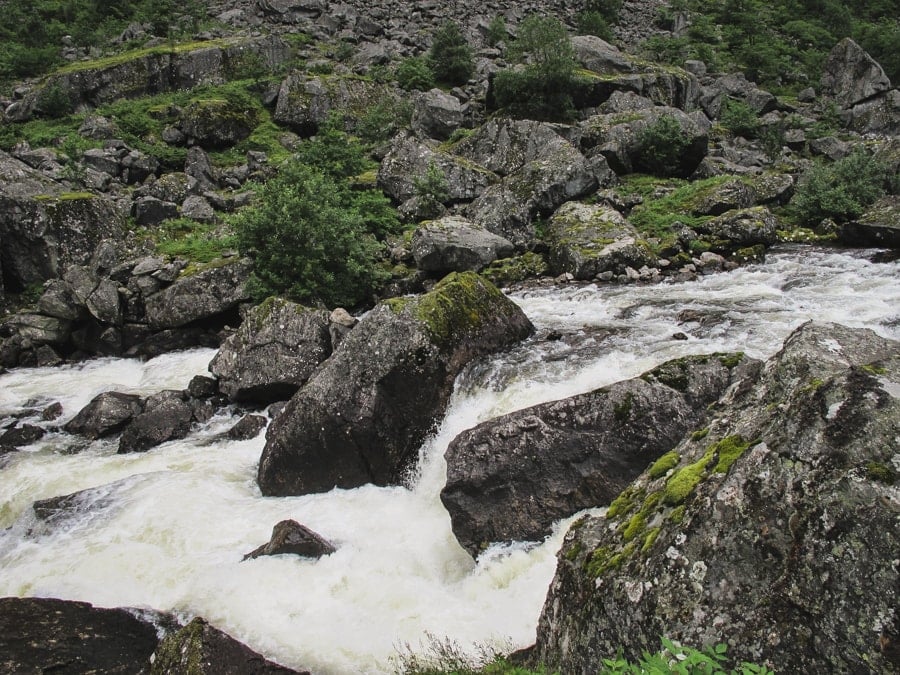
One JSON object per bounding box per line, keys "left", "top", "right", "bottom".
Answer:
{"left": 0, "top": 245, "right": 898, "bottom": 673}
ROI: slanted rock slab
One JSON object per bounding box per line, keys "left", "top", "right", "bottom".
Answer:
{"left": 243, "top": 519, "right": 336, "bottom": 560}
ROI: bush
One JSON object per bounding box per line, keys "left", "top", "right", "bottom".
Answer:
{"left": 634, "top": 115, "right": 693, "bottom": 177}
{"left": 486, "top": 15, "right": 507, "bottom": 46}
{"left": 233, "top": 161, "right": 390, "bottom": 308}
{"left": 577, "top": 11, "right": 614, "bottom": 40}
{"left": 427, "top": 21, "right": 474, "bottom": 86}
{"left": 413, "top": 161, "right": 450, "bottom": 213}
{"left": 719, "top": 98, "right": 760, "bottom": 139}
{"left": 396, "top": 56, "right": 436, "bottom": 91}
{"left": 36, "top": 83, "right": 74, "bottom": 119}
{"left": 584, "top": 0, "right": 624, "bottom": 24}
{"left": 791, "top": 150, "right": 890, "bottom": 226}
{"left": 491, "top": 14, "right": 580, "bottom": 121}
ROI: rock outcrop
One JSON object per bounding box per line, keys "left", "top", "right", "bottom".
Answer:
{"left": 534, "top": 323, "right": 900, "bottom": 674}
{"left": 441, "top": 353, "right": 755, "bottom": 557}
{"left": 821, "top": 38, "right": 892, "bottom": 108}
{"left": 257, "top": 272, "right": 534, "bottom": 496}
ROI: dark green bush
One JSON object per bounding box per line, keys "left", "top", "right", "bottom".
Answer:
{"left": 491, "top": 14, "right": 580, "bottom": 122}
{"left": 719, "top": 98, "right": 760, "bottom": 139}
{"left": 36, "top": 83, "right": 74, "bottom": 119}
{"left": 577, "top": 11, "right": 614, "bottom": 40}
{"left": 634, "top": 115, "right": 693, "bottom": 177}
{"left": 396, "top": 56, "right": 436, "bottom": 91}
{"left": 427, "top": 21, "right": 474, "bottom": 86}
{"left": 486, "top": 15, "right": 507, "bottom": 46}
{"left": 584, "top": 0, "right": 624, "bottom": 24}
{"left": 791, "top": 150, "right": 890, "bottom": 226}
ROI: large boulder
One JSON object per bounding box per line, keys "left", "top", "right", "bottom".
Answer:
{"left": 0, "top": 597, "right": 162, "bottom": 673}
{"left": 411, "top": 88, "right": 464, "bottom": 141}
{"left": 544, "top": 202, "right": 656, "bottom": 280}
{"left": 144, "top": 259, "right": 251, "bottom": 329}
{"left": 820, "top": 38, "right": 892, "bottom": 108}
{"left": 209, "top": 298, "right": 332, "bottom": 404}
{"left": 453, "top": 119, "right": 579, "bottom": 177}
{"left": 257, "top": 272, "right": 534, "bottom": 496}
{"left": 534, "top": 323, "right": 900, "bottom": 673}
{"left": 570, "top": 36, "right": 636, "bottom": 75}
{"left": 118, "top": 390, "right": 195, "bottom": 454}
{"left": 441, "top": 353, "right": 755, "bottom": 557}
{"left": 151, "top": 617, "right": 307, "bottom": 674}
{"left": 274, "top": 73, "right": 391, "bottom": 133}
{"left": 693, "top": 206, "right": 780, "bottom": 249}
{"left": 411, "top": 216, "right": 515, "bottom": 274}
{"left": 840, "top": 196, "right": 900, "bottom": 248}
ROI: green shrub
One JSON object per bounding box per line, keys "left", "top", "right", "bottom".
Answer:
{"left": 36, "top": 83, "right": 74, "bottom": 119}
{"left": 233, "top": 161, "right": 390, "bottom": 308}
{"left": 486, "top": 15, "right": 507, "bottom": 46}
{"left": 396, "top": 56, "right": 436, "bottom": 91}
{"left": 427, "top": 21, "right": 474, "bottom": 86}
{"left": 719, "top": 98, "right": 760, "bottom": 139}
{"left": 600, "top": 637, "right": 774, "bottom": 674}
{"left": 577, "top": 11, "right": 614, "bottom": 40}
{"left": 491, "top": 14, "right": 580, "bottom": 121}
{"left": 634, "top": 115, "right": 692, "bottom": 177}
{"left": 357, "top": 98, "right": 413, "bottom": 144}
{"left": 155, "top": 217, "right": 237, "bottom": 263}
{"left": 791, "top": 150, "right": 890, "bottom": 226}
{"left": 293, "top": 115, "right": 370, "bottom": 179}
{"left": 413, "top": 161, "right": 450, "bottom": 212}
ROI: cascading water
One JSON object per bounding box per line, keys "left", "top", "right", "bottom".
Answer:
{"left": 0, "top": 245, "right": 898, "bottom": 674}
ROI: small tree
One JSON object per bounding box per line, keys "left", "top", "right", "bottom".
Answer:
{"left": 413, "top": 161, "right": 450, "bottom": 214}
{"left": 396, "top": 56, "right": 436, "bottom": 91}
{"left": 634, "top": 115, "right": 692, "bottom": 177}
{"left": 427, "top": 21, "right": 474, "bottom": 86}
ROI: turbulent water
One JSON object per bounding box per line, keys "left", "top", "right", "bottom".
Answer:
{"left": 0, "top": 245, "right": 898, "bottom": 673}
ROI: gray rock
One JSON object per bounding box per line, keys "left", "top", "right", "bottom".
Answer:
{"left": 534, "top": 323, "right": 900, "bottom": 674}
{"left": 274, "top": 73, "right": 391, "bottom": 133}
{"left": 841, "top": 196, "right": 900, "bottom": 248}
{"left": 257, "top": 272, "right": 534, "bottom": 496}
{"left": 243, "top": 519, "right": 336, "bottom": 560}
{"left": 694, "top": 206, "right": 779, "bottom": 248}
{"left": 144, "top": 172, "right": 197, "bottom": 204}
{"left": 465, "top": 183, "right": 534, "bottom": 248}
{"left": 4, "top": 313, "right": 71, "bottom": 346}
{"left": 37, "top": 280, "right": 84, "bottom": 321}
{"left": 226, "top": 414, "right": 269, "bottom": 440}
{"left": 120, "top": 150, "right": 160, "bottom": 184}
{"left": 545, "top": 202, "right": 656, "bottom": 280}
{"left": 820, "top": 38, "right": 892, "bottom": 108}
{"left": 64, "top": 391, "right": 144, "bottom": 439}
{"left": 411, "top": 88, "right": 463, "bottom": 141}
{"left": 144, "top": 259, "right": 251, "bottom": 330}
{"left": 181, "top": 195, "right": 216, "bottom": 222}
{"left": 845, "top": 88, "right": 900, "bottom": 136}
{"left": 328, "top": 307, "right": 356, "bottom": 350}
{"left": 118, "top": 390, "right": 194, "bottom": 453}
{"left": 209, "top": 298, "right": 331, "bottom": 404}
{"left": 441, "top": 353, "right": 755, "bottom": 556}
{"left": 411, "top": 216, "right": 515, "bottom": 273}
{"left": 0, "top": 423, "right": 45, "bottom": 448}
{"left": 178, "top": 99, "right": 255, "bottom": 149}
{"left": 81, "top": 148, "right": 122, "bottom": 177}
{"left": 571, "top": 35, "right": 635, "bottom": 74}
{"left": 690, "top": 178, "right": 756, "bottom": 216}
{"left": 132, "top": 196, "right": 179, "bottom": 226}
{"left": 185, "top": 146, "right": 218, "bottom": 191}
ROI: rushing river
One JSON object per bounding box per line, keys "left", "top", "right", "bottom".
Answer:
{"left": 0, "top": 245, "right": 898, "bottom": 673}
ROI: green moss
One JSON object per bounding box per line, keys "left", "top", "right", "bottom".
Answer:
{"left": 718, "top": 352, "right": 744, "bottom": 369}
{"left": 669, "top": 505, "right": 686, "bottom": 524}
{"left": 587, "top": 541, "right": 637, "bottom": 578}
{"left": 53, "top": 38, "right": 232, "bottom": 75}
{"left": 621, "top": 513, "right": 646, "bottom": 542}
{"left": 482, "top": 252, "right": 548, "bottom": 286}
{"left": 642, "top": 527, "right": 662, "bottom": 553}
{"left": 563, "top": 541, "right": 583, "bottom": 561}
{"left": 411, "top": 271, "right": 508, "bottom": 345}
{"left": 606, "top": 485, "right": 644, "bottom": 520}
{"left": 647, "top": 358, "right": 691, "bottom": 392}
{"left": 648, "top": 451, "right": 680, "bottom": 479}
{"left": 33, "top": 192, "right": 94, "bottom": 201}
{"left": 691, "top": 428, "right": 710, "bottom": 441}
{"left": 709, "top": 434, "right": 753, "bottom": 474}
{"left": 663, "top": 453, "right": 712, "bottom": 506}
{"left": 800, "top": 378, "right": 825, "bottom": 394}
{"left": 150, "top": 618, "right": 206, "bottom": 674}
{"left": 866, "top": 462, "right": 897, "bottom": 485}
{"left": 860, "top": 363, "right": 887, "bottom": 376}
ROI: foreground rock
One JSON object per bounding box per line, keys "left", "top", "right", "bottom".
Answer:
{"left": 441, "top": 353, "right": 755, "bottom": 557}
{"left": 258, "top": 272, "right": 534, "bottom": 496}
{"left": 209, "top": 298, "right": 332, "bottom": 404}
{"left": 534, "top": 323, "right": 900, "bottom": 673}
{"left": 243, "top": 519, "right": 336, "bottom": 560}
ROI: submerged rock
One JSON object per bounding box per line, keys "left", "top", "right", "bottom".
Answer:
{"left": 534, "top": 323, "right": 900, "bottom": 673}
{"left": 441, "top": 353, "right": 755, "bottom": 557}
{"left": 258, "top": 272, "right": 534, "bottom": 496}
{"left": 118, "top": 390, "right": 195, "bottom": 454}
{"left": 227, "top": 414, "right": 268, "bottom": 440}
{"left": 243, "top": 519, "right": 336, "bottom": 560}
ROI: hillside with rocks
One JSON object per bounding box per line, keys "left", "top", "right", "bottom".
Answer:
{"left": 0, "top": 0, "right": 898, "bottom": 672}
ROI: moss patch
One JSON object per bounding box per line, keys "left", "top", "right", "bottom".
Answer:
{"left": 648, "top": 451, "right": 680, "bottom": 479}
{"left": 411, "top": 271, "right": 509, "bottom": 346}
{"left": 866, "top": 462, "right": 897, "bottom": 485}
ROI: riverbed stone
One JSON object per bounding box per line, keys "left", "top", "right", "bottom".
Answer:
{"left": 64, "top": 391, "right": 144, "bottom": 439}
{"left": 118, "top": 390, "right": 194, "bottom": 453}
{"left": 243, "top": 519, "right": 336, "bottom": 560}
{"left": 257, "top": 272, "right": 534, "bottom": 496}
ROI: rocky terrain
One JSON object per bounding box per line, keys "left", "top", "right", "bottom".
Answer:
{"left": 1, "top": 0, "right": 898, "bottom": 672}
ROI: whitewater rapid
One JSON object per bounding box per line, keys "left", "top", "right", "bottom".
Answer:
{"left": 0, "top": 245, "right": 897, "bottom": 673}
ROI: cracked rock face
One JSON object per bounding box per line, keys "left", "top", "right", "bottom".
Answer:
{"left": 534, "top": 322, "right": 900, "bottom": 674}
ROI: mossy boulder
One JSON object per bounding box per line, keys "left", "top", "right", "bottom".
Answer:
{"left": 274, "top": 73, "right": 394, "bottom": 134}
{"left": 544, "top": 202, "right": 656, "bottom": 280}
{"left": 693, "top": 206, "right": 779, "bottom": 251}
{"left": 257, "top": 272, "right": 534, "bottom": 496}
{"left": 441, "top": 353, "right": 755, "bottom": 557}
{"left": 176, "top": 98, "right": 258, "bottom": 149}
{"left": 841, "top": 196, "right": 900, "bottom": 248}
{"left": 534, "top": 323, "right": 900, "bottom": 674}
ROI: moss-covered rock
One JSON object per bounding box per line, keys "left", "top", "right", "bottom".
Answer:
{"left": 257, "top": 272, "right": 533, "bottom": 496}
{"left": 534, "top": 323, "right": 900, "bottom": 674}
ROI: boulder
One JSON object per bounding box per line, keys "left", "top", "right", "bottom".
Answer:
{"left": 690, "top": 178, "right": 756, "bottom": 216}
{"left": 243, "top": 519, "right": 336, "bottom": 560}
{"left": 694, "top": 206, "right": 779, "bottom": 249}
{"left": 411, "top": 88, "right": 464, "bottom": 141}
{"left": 841, "top": 196, "right": 900, "bottom": 248}
{"left": 151, "top": 617, "right": 307, "bottom": 674}
{"left": 144, "top": 259, "right": 251, "bottom": 330}
{"left": 257, "top": 272, "right": 534, "bottom": 496}
{"left": 453, "top": 119, "right": 575, "bottom": 177}
{"left": 209, "top": 298, "right": 331, "bottom": 404}
{"left": 441, "top": 353, "right": 755, "bottom": 556}
{"left": 274, "top": 73, "right": 391, "bottom": 133}
{"left": 0, "top": 597, "right": 161, "bottom": 673}
{"left": 464, "top": 183, "right": 535, "bottom": 248}
{"left": 576, "top": 66, "right": 701, "bottom": 112}
{"left": 820, "top": 38, "right": 892, "bottom": 108}
{"left": 0, "top": 423, "right": 45, "bottom": 447}
{"left": 178, "top": 98, "right": 257, "bottom": 149}
{"left": 534, "top": 323, "right": 900, "bottom": 674}
{"left": 544, "top": 202, "right": 656, "bottom": 280}
{"left": 570, "top": 35, "right": 635, "bottom": 74}
{"left": 845, "top": 88, "right": 900, "bottom": 136}
{"left": 411, "top": 216, "right": 515, "bottom": 273}
{"left": 3, "top": 313, "right": 71, "bottom": 346}
{"left": 377, "top": 133, "right": 497, "bottom": 205}
{"left": 64, "top": 391, "right": 144, "bottom": 439}
{"left": 133, "top": 196, "right": 179, "bottom": 226}
{"left": 118, "top": 390, "right": 195, "bottom": 453}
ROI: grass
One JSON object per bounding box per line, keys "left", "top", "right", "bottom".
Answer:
{"left": 152, "top": 217, "right": 237, "bottom": 263}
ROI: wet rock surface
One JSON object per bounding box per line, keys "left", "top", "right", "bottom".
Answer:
{"left": 243, "top": 519, "right": 336, "bottom": 560}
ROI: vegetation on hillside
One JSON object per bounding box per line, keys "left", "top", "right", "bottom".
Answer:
{"left": 643, "top": 0, "right": 899, "bottom": 90}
